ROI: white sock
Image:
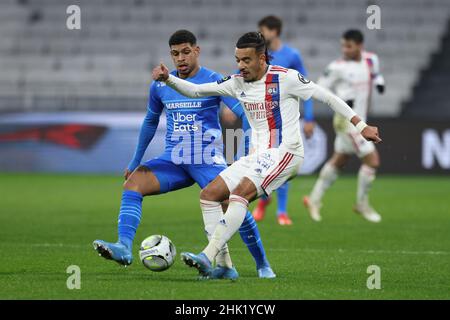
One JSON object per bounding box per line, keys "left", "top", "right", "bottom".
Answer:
{"left": 200, "top": 199, "right": 233, "bottom": 268}
{"left": 310, "top": 162, "right": 338, "bottom": 204}
{"left": 200, "top": 199, "right": 222, "bottom": 240}
{"left": 216, "top": 246, "right": 233, "bottom": 268}
{"left": 357, "top": 164, "right": 376, "bottom": 206}
{"left": 203, "top": 195, "right": 248, "bottom": 262}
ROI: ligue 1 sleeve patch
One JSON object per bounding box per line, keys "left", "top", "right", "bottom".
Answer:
{"left": 298, "top": 73, "right": 311, "bottom": 84}
{"left": 217, "top": 75, "right": 231, "bottom": 84}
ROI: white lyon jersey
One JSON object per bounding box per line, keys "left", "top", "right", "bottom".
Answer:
{"left": 165, "top": 64, "right": 357, "bottom": 195}
{"left": 216, "top": 65, "right": 316, "bottom": 194}
{"left": 318, "top": 51, "right": 383, "bottom": 133}
{"left": 205, "top": 65, "right": 316, "bottom": 156}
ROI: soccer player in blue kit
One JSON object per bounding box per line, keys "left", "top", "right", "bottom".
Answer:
{"left": 93, "top": 30, "right": 276, "bottom": 279}
{"left": 222, "top": 16, "right": 315, "bottom": 225}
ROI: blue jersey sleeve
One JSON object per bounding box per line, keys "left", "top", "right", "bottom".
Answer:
{"left": 292, "top": 50, "right": 314, "bottom": 122}
{"left": 147, "top": 82, "right": 165, "bottom": 114}
{"left": 222, "top": 97, "right": 244, "bottom": 118}
{"left": 127, "top": 82, "right": 163, "bottom": 171}
{"left": 303, "top": 93, "right": 314, "bottom": 122}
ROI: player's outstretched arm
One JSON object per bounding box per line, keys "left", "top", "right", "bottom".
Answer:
{"left": 311, "top": 85, "right": 382, "bottom": 143}
{"left": 125, "top": 111, "right": 160, "bottom": 179}
{"left": 152, "top": 63, "right": 235, "bottom": 98}
{"left": 125, "top": 82, "right": 163, "bottom": 179}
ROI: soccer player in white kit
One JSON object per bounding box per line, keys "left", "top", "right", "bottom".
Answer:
{"left": 151, "top": 32, "right": 381, "bottom": 277}
{"left": 304, "top": 29, "right": 385, "bottom": 223}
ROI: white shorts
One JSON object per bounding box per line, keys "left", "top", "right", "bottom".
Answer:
{"left": 334, "top": 131, "right": 375, "bottom": 158}
{"left": 219, "top": 147, "right": 303, "bottom": 197}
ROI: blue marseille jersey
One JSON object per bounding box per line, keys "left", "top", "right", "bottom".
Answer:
{"left": 149, "top": 67, "right": 239, "bottom": 164}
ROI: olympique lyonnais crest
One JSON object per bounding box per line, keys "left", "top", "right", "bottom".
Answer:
{"left": 266, "top": 83, "right": 278, "bottom": 95}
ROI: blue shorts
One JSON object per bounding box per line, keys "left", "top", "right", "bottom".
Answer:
{"left": 142, "top": 153, "right": 227, "bottom": 194}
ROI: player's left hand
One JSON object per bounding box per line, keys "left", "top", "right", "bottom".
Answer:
{"left": 303, "top": 121, "right": 315, "bottom": 139}
{"left": 152, "top": 63, "right": 169, "bottom": 81}
{"left": 361, "top": 126, "right": 382, "bottom": 144}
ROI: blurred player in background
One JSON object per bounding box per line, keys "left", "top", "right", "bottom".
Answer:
{"left": 93, "top": 30, "right": 275, "bottom": 279}
{"left": 222, "top": 15, "right": 315, "bottom": 225}
{"left": 151, "top": 31, "right": 381, "bottom": 277}
{"left": 303, "top": 29, "right": 385, "bottom": 223}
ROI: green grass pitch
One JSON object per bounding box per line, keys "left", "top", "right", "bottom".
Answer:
{"left": 0, "top": 173, "right": 449, "bottom": 299}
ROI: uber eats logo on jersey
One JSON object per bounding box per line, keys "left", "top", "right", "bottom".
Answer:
{"left": 172, "top": 112, "right": 199, "bottom": 132}
{"left": 298, "top": 73, "right": 310, "bottom": 84}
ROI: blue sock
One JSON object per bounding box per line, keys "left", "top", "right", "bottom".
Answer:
{"left": 117, "top": 190, "right": 143, "bottom": 250}
{"left": 277, "top": 182, "right": 289, "bottom": 216}
{"left": 239, "top": 211, "right": 270, "bottom": 269}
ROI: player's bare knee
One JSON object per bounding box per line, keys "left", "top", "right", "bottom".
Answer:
{"left": 123, "top": 171, "right": 144, "bottom": 191}
{"left": 230, "top": 190, "right": 255, "bottom": 203}
{"left": 364, "top": 152, "right": 380, "bottom": 169}
{"left": 200, "top": 176, "right": 229, "bottom": 202}
{"left": 331, "top": 154, "right": 348, "bottom": 169}
{"left": 200, "top": 186, "right": 219, "bottom": 202}
{"left": 369, "top": 159, "right": 380, "bottom": 169}
{"left": 199, "top": 188, "right": 208, "bottom": 200}
{"left": 123, "top": 176, "right": 140, "bottom": 192}
{"left": 123, "top": 166, "right": 155, "bottom": 194}
{"left": 231, "top": 179, "right": 257, "bottom": 202}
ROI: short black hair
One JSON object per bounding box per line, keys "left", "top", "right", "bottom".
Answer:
{"left": 342, "top": 29, "right": 364, "bottom": 44}
{"left": 168, "top": 29, "right": 197, "bottom": 47}
{"left": 236, "top": 31, "right": 271, "bottom": 63}
{"left": 258, "top": 15, "right": 283, "bottom": 36}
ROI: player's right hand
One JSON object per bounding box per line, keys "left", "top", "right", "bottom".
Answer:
{"left": 124, "top": 168, "right": 132, "bottom": 180}
{"left": 152, "top": 63, "right": 169, "bottom": 81}
{"left": 361, "top": 126, "right": 382, "bottom": 144}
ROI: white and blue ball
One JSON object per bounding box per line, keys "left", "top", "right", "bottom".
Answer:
{"left": 139, "top": 235, "right": 176, "bottom": 272}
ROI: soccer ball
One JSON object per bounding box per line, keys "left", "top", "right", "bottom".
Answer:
{"left": 139, "top": 235, "right": 176, "bottom": 272}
